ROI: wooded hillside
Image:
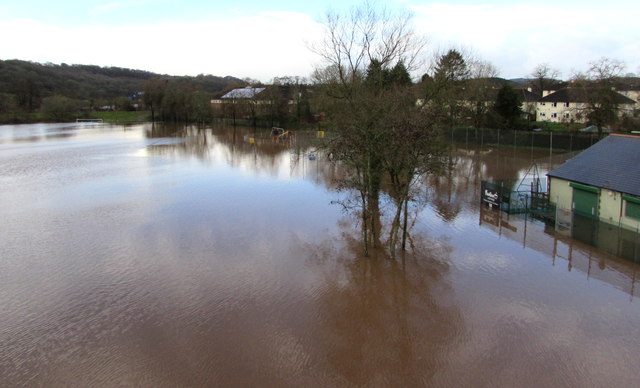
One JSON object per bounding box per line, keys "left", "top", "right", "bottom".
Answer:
{"left": 0, "top": 59, "right": 244, "bottom": 115}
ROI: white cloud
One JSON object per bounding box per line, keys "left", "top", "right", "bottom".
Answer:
{"left": 410, "top": 3, "right": 640, "bottom": 78}
{"left": 94, "top": 2, "right": 124, "bottom": 12}
{"left": 0, "top": 11, "right": 324, "bottom": 81}
{"left": 91, "top": 0, "right": 156, "bottom": 14}
{"left": 2, "top": 3, "right": 638, "bottom": 80}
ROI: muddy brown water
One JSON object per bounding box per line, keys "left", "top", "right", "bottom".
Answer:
{"left": 1, "top": 123, "right": 639, "bottom": 387}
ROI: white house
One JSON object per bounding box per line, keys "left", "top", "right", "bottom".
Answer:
{"left": 536, "top": 87, "right": 636, "bottom": 123}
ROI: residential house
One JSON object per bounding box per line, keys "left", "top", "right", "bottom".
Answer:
{"left": 615, "top": 79, "right": 640, "bottom": 108}
{"left": 416, "top": 79, "right": 540, "bottom": 123}
{"left": 547, "top": 134, "right": 640, "bottom": 230}
{"left": 210, "top": 86, "right": 265, "bottom": 111}
{"left": 536, "top": 87, "right": 636, "bottom": 123}
{"left": 211, "top": 85, "right": 305, "bottom": 123}
{"left": 541, "top": 82, "right": 569, "bottom": 97}
{"left": 517, "top": 88, "right": 541, "bottom": 121}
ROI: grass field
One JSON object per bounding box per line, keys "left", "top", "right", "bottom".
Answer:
{"left": 90, "top": 111, "right": 151, "bottom": 123}
{"left": 0, "top": 110, "right": 152, "bottom": 124}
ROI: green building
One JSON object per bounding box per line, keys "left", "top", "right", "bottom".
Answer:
{"left": 548, "top": 134, "right": 640, "bottom": 231}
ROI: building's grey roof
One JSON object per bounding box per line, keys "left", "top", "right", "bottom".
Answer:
{"left": 517, "top": 88, "right": 540, "bottom": 102}
{"left": 548, "top": 134, "right": 640, "bottom": 196}
{"left": 543, "top": 81, "right": 569, "bottom": 92}
{"left": 540, "top": 87, "right": 636, "bottom": 104}
{"left": 221, "top": 87, "right": 266, "bottom": 99}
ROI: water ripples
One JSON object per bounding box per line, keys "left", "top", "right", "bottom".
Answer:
{"left": 3, "top": 123, "right": 640, "bottom": 386}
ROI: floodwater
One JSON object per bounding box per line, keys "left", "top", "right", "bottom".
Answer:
{"left": 1, "top": 122, "right": 640, "bottom": 387}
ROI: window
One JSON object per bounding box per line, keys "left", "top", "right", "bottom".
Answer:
{"left": 626, "top": 201, "right": 640, "bottom": 220}
{"left": 540, "top": 102, "right": 546, "bottom": 106}
{"left": 564, "top": 113, "right": 570, "bottom": 118}
{"left": 624, "top": 195, "right": 640, "bottom": 220}
{"left": 564, "top": 102, "right": 570, "bottom": 107}
{"left": 540, "top": 112, "right": 546, "bottom": 117}
{"left": 552, "top": 102, "right": 557, "bottom": 107}
{"left": 551, "top": 113, "right": 557, "bottom": 118}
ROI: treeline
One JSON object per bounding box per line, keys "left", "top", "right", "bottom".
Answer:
{"left": 308, "top": 3, "right": 639, "bottom": 258}
{"left": 143, "top": 78, "right": 225, "bottom": 123}
{"left": 212, "top": 77, "right": 315, "bottom": 128}
{"left": 418, "top": 49, "right": 527, "bottom": 130}
{"left": 0, "top": 59, "right": 244, "bottom": 123}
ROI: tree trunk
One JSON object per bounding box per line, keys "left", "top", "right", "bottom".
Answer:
{"left": 389, "top": 196, "right": 404, "bottom": 259}
{"left": 360, "top": 181, "right": 370, "bottom": 257}
{"left": 401, "top": 194, "right": 409, "bottom": 251}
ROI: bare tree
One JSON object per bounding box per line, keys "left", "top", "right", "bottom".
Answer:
{"left": 529, "top": 63, "right": 560, "bottom": 97}
{"left": 219, "top": 87, "right": 243, "bottom": 128}
{"left": 465, "top": 59, "right": 499, "bottom": 128}
{"left": 40, "top": 95, "right": 79, "bottom": 121}
{"left": 573, "top": 57, "right": 627, "bottom": 135}
{"left": 143, "top": 78, "right": 167, "bottom": 122}
{"left": 311, "top": 2, "right": 427, "bottom": 87}
{"left": 586, "top": 57, "right": 625, "bottom": 81}
{"left": 382, "top": 97, "right": 445, "bottom": 256}
{"left": 311, "top": 2, "right": 444, "bottom": 258}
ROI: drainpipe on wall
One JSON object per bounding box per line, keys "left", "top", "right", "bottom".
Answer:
{"left": 619, "top": 193, "right": 624, "bottom": 229}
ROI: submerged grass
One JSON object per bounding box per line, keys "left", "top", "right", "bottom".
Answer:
{"left": 91, "top": 111, "right": 151, "bottom": 123}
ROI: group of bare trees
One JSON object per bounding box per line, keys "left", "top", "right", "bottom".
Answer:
{"left": 418, "top": 48, "right": 530, "bottom": 130}
{"left": 309, "top": 2, "right": 638, "bottom": 258}
{"left": 212, "top": 77, "right": 313, "bottom": 129}
{"left": 574, "top": 58, "right": 632, "bottom": 134}
{"left": 309, "top": 2, "right": 558, "bottom": 258}
{"left": 142, "top": 78, "right": 213, "bottom": 123}
{"left": 311, "top": 3, "right": 448, "bottom": 258}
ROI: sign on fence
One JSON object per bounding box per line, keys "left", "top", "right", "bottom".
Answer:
{"left": 482, "top": 183, "right": 501, "bottom": 209}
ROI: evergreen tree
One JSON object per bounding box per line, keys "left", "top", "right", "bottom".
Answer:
{"left": 389, "top": 62, "right": 412, "bottom": 86}
{"left": 494, "top": 84, "right": 522, "bottom": 129}
{"left": 428, "top": 49, "right": 470, "bottom": 128}
{"left": 434, "top": 50, "right": 469, "bottom": 84}
{"left": 365, "top": 59, "right": 388, "bottom": 93}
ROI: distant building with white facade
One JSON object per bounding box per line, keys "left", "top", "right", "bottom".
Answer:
{"left": 536, "top": 88, "right": 636, "bottom": 123}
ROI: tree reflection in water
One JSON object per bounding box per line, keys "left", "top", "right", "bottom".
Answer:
{"left": 3, "top": 123, "right": 640, "bottom": 386}
{"left": 303, "top": 213, "right": 461, "bottom": 386}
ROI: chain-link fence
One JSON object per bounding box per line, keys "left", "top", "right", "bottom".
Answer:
{"left": 449, "top": 127, "right": 606, "bottom": 152}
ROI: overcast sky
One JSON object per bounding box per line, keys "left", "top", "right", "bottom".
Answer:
{"left": 1, "top": 0, "right": 638, "bottom": 81}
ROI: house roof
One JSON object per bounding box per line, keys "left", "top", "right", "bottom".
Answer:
{"left": 540, "top": 87, "right": 636, "bottom": 104}
{"left": 547, "top": 134, "right": 640, "bottom": 196}
{"left": 221, "top": 87, "right": 266, "bottom": 99}
{"left": 542, "top": 81, "right": 569, "bottom": 92}
{"left": 517, "top": 88, "right": 540, "bottom": 102}
{"left": 614, "top": 77, "right": 640, "bottom": 91}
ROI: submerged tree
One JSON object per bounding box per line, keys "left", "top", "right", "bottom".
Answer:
{"left": 382, "top": 97, "right": 445, "bottom": 256}
{"left": 143, "top": 78, "right": 213, "bottom": 123}
{"left": 143, "top": 78, "right": 167, "bottom": 122}
{"left": 40, "top": 95, "right": 80, "bottom": 121}
{"left": 311, "top": 2, "right": 444, "bottom": 258}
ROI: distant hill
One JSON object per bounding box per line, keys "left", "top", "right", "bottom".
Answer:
{"left": 508, "top": 78, "right": 532, "bottom": 88}
{"left": 0, "top": 59, "right": 245, "bottom": 101}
